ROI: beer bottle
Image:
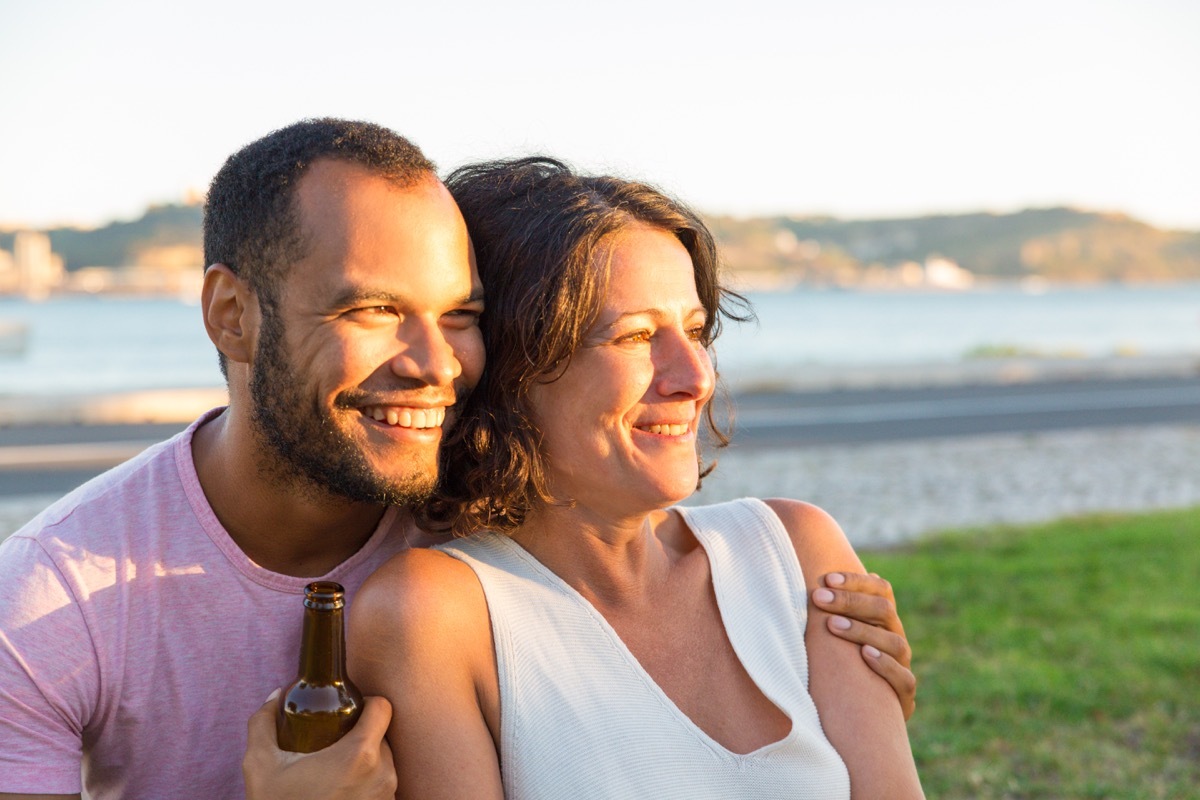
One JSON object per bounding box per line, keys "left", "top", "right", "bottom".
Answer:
{"left": 276, "top": 581, "right": 364, "bottom": 752}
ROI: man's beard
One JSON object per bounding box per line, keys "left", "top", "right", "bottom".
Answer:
{"left": 248, "top": 308, "right": 438, "bottom": 508}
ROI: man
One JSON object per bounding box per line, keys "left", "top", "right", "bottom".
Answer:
{"left": 0, "top": 119, "right": 914, "bottom": 800}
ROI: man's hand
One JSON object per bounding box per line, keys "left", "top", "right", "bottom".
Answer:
{"left": 813, "top": 572, "right": 917, "bottom": 720}
{"left": 243, "top": 691, "right": 398, "bottom": 800}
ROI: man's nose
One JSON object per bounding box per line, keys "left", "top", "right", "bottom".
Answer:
{"left": 389, "top": 318, "right": 462, "bottom": 386}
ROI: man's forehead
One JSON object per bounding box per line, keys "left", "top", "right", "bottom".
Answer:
{"left": 295, "top": 158, "right": 439, "bottom": 209}
{"left": 282, "top": 163, "right": 476, "bottom": 303}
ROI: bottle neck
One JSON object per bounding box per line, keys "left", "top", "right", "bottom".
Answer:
{"left": 297, "top": 605, "right": 347, "bottom": 684}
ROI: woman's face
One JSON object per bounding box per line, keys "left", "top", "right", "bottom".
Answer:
{"left": 526, "top": 223, "right": 716, "bottom": 517}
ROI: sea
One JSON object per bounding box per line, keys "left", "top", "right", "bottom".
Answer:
{"left": 2, "top": 282, "right": 1199, "bottom": 398}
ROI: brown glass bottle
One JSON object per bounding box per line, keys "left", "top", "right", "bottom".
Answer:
{"left": 276, "top": 581, "right": 364, "bottom": 752}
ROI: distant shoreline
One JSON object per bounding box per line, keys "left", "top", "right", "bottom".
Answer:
{"left": 0, "top": 387, "right": 229, "bottom": 426}
{"left": 723, "top": 352, "right": 1200, "bottom": 394}
{"left": 1, "top": 352, "right": 1197, "bottom": 427}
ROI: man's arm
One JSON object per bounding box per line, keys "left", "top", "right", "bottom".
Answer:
{"left": 813, "top": 570, "right": 918, "bottom": 719}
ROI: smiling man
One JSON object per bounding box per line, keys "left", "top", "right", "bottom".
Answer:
{"left": 0, "top": 119, "right": 914, "bottom": 800}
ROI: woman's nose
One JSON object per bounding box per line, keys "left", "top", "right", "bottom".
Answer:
{"left": 655, "top": 330, "right": 715, "bottom": 400}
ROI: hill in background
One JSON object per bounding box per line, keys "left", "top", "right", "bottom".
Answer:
{"left": 0, "top": 203, "right": 203, "bottom": 273}
{"left": 709, "top": 208, "right": 1200, "bottom": 286}
{"left": 3, "top": 204, "right": 1199, "bottom": 286}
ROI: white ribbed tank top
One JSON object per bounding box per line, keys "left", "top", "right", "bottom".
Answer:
{"left": 437, "top": 497, "right": 849, "bottom": 799}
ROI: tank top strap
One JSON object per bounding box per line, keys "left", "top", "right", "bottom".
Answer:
{"left": 675, "top": 497, "right": 813, "bottom": 714}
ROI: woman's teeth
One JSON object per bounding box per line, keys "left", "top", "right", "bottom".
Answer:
{"left": 639, "top": 423, "right": 688, "bottom": 436}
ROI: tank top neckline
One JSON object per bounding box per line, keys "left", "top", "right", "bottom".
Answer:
{"left": 480, "top": 512, "right": 799, "bottom": 760}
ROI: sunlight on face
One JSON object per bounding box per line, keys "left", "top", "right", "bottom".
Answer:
{"left": 528, "top": 224, "right": 716, "bottom": 516}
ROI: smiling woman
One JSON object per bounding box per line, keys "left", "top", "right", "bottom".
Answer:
{"left": 348, "top": 157, "right": 925, "bottom": 800}
{"left": 525, "top": 224, "right": 716, "bottom": 515}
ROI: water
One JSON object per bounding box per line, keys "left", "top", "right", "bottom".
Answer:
{"left": 0, "top": 296, "right": 222, "bottom": 395}
{"left": 719, "top": 284, "right": 1200, "bottom": 389}
{"left": 2, "top": 283, "right": 1199, "bottom": 397}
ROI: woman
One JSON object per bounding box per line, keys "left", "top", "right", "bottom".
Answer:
{"left": 350, "top": 158, "right": 924, "bottom": 798}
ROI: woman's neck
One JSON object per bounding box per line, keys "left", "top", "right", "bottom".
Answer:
{"left": 511, "top": 504, "right": 699, "bottom": 611}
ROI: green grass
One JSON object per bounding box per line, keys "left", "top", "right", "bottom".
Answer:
{"left": 863, "top": 507, "right": 1200, "bottom": 799}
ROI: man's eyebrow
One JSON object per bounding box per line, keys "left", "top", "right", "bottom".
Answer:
{"left": 331, "top": 288, "right": 405, "bottom": 307}
{"left": 330, "top": 287, "right": 486, "bottom": 307}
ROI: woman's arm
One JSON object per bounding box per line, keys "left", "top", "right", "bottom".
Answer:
{"left": 813, "top": 571, "right": 918, "bottom": 719}
{"left": 764, "top": 498, "right": 925, "bottom": 799}
{"left": 348, "top": 549, "right": 504, "bottom": 800}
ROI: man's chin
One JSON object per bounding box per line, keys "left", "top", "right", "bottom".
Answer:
{"left": 338, "top": 459, "right": 439, "bottom": 508}
{"left": 318, "top": 471, "right": 435, "bottom": 509}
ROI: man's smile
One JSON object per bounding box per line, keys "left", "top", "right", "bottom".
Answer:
{"left": 360, "top": 405, "right": 448, "bottom": 429}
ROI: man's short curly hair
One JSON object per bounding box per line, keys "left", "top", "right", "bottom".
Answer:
{"left": 202, "top": 118, "right": 435, "bottom": 377}
{"left": 419, "top": 156, "right": 752, "bottom": 538}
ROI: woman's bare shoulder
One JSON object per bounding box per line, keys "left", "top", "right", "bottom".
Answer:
{"left": 349, "top": 548, "right": 504, "bottom": 799}
{"left": 759, "top": 497, "right": 864, "bottom": 587}
{"left": 352, "top": 545, "right": 490, "bottom": 652}
{"left": 760, "top": 497, "right": 841, "bottom": 532}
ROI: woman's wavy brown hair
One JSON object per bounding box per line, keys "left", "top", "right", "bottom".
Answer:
{"left": 418, "top": 157, "right": 753, "bottom": 537}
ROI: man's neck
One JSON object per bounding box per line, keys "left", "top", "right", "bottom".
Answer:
{"left": 191, "top": 408, "right": 391, "bottom": 577}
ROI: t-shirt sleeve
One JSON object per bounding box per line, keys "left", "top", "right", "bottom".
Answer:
{"left": 0, "top": 533, "right": 98, "bottom": 794}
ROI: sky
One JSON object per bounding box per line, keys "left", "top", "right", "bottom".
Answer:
{"left": 1, "top": 0, "right": 1197, "bottom": 231}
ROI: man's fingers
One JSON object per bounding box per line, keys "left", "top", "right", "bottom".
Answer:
{"left": 822, "top": 571, "right": 895, "bottom": 601}
{"left": 861, "top": 646, "right": 917, "bottom": 721}
{"left": 341, "top": 695, "right": 392, "bottom": 747}
{"left": 331, "top": 696, "right": 398, "bottom": 797}
{"left": 825, "top": 615, "right": 912, "bottom": 668}
{"left": 812, "top": 585, "right": 898, "bottom": 631}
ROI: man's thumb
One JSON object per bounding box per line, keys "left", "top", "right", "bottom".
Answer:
{"left": 246, "top": 688, "right": 282, "bottom": 745}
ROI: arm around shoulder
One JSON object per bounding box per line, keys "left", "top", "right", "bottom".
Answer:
{"left": 762, "top": 498, "right": 925, "bottom": 799}
{"left": 348, "top": 547, "right": 504, "bottom": 800}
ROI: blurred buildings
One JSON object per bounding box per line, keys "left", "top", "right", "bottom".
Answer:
{"left": 0, "top": 231, "right": 65, "bottom": 299}
{"left": 0, "top": 231, "right": 202, "bottom": 300}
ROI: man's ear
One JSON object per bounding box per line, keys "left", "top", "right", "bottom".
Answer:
{"left": 201, "top": 264, "right": 257, "bottom": 365}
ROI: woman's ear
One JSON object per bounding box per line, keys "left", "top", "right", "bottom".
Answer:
{"left": 201, "top": 264, "right": 257, "bottom": 365}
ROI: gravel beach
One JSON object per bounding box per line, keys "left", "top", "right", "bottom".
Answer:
{"left": 4, "top": 422, "right": 1199, "bottom": 548}
{"left": 686, "top": 423, "right": 1200, "bottom": 548}
{"left": 3, "top": 361, "right": 1199, "bottom": 546}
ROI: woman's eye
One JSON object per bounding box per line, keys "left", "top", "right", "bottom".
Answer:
{"left": 617, "top": 330, "right": 651, "bottom": 344}
{"left": 687, "top": 326, "right": 705, "bottom": 342}
{"left": 444, "top": 307, "right": 483, "bottom": 328}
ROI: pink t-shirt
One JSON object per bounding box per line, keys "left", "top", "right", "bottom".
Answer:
{"left": 0, "top": 409, "right": 415, "bottom": 798}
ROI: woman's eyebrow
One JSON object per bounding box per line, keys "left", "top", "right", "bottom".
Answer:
{"left": 595, "top": 305, "right": 707, "bottom": 331}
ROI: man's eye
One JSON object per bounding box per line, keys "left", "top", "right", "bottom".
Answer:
{"left": 345, "top": 306, "right": 396, "bottom": 320}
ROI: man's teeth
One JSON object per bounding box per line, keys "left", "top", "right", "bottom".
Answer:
{"left": 639, "top": 423, "right": 688, "bottom": 436}
{"left": 364, "top": 406, "right": 447, "bottom": 429}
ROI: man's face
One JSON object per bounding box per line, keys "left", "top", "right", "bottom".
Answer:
{"left": 250, "top": 160, "right": 485, "bottom": 506}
